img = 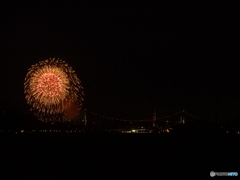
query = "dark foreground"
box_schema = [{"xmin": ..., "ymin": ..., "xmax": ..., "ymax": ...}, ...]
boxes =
[{"xmin": 1, "ymin": 133, "xmax": 240, "ymax": 179}]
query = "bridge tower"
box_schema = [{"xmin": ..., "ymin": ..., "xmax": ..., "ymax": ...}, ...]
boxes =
[
  {"xmin": 153, "ymin": 110, "xmax": 156, "ymax": 127},
  {"xmin": 180, "ymin": 110, "xmax": 185, "ymax": 124}
]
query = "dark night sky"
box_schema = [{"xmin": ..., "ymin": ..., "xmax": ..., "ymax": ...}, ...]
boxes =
[{"xmin": 1, "ymin": 2, "xmax": 240, "ymax": 123}]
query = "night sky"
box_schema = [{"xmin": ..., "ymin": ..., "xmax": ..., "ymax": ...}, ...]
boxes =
[{"xmin": 1, "ymin": 2, "xmax": 240, "ymax": 123}]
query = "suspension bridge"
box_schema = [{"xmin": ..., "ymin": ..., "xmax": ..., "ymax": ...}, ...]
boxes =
[
  {"xmin": 0, "ymin": 109, "xmax": 199, "ymax": 134},
  {"xmin": 80, "ymin": 109, "xmax": 198, "ymax": 127}
]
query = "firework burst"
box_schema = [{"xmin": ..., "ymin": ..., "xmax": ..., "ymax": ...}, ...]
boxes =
[{"xmin": 24, "ymin": 58, "xmax": 84, "ymax": 122}]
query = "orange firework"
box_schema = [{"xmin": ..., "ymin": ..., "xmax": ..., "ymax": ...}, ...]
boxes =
[{"xmin": 24, "ymin": 58, "xmax": 84, "ymax": 122}]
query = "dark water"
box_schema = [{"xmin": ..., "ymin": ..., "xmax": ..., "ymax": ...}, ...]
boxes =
[{"xmin": 1, "ymin": 133, "xmax": 239, "ymax": 179}]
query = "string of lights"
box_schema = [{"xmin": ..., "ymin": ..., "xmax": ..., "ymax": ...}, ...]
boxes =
[
  {"xmin": 87, "ymin": 110, "xmax": 197, "ymax": 122},
  {"xmin": 88, "ymin": 111, "xmax": 151, "ymax": 122},
  {"xmin": 184, "ymin": 111, "xmax": 197, "ymax": 119}
]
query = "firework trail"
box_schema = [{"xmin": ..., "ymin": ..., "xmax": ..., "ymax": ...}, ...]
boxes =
[{"xmin": 24, "ymin": 58, "xmax": 84, "ymax": 122}]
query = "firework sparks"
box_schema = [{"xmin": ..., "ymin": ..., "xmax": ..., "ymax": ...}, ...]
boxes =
[{"xmin": 24, "ymin": 58, "xmax": 84, "ymax": 121}]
